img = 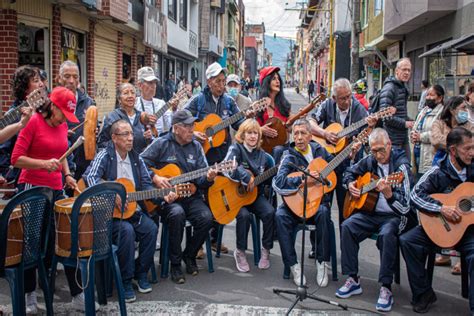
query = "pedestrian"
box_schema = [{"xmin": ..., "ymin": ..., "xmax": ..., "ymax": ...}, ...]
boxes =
[
  {"xmin": 353, "ymin": 78, "xmax": 369, "ymax": 110},
  {"xmin": 226, "ymin": 74, "xmax": 252, "ymax": 111},
  {"xmin": 308, "ymin": 80, "xmax": 315, "ymax": 101},
  {"xmin": 165, "ymin": 73, "xmax": 176, "ymax": 101},
  {"xmin": 192, "ymin": 79, "xmax": 202, "ymax": 95},
  {"xmin": 418, "ymin": 79, "xmax": 430, "ymax": 111}
]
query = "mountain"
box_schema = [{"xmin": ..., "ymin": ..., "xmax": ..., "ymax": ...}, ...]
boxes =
[{"xmin": 265, "ymin": 35, "xmax": 293, "ymax": 73}]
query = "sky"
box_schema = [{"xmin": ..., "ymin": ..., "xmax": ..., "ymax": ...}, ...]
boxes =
[{"xmin": 242, "ymin": 0, "xmax": 303, "ymax": 39}]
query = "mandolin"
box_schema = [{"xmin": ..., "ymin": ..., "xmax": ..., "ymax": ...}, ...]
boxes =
[
  {"xmin": 208, "ymin": 165, "xmax": 279, "ymax": 224},
  {"xmin": 194, "ymin": 98, "xmax": 270, "ymax": 153},
  {"xmin": 418, "ymin": 182, "xmax": 473, "ymax": 248},
  {"xmin": 283, "ymin": 127, "xmax": 372, "ymax": 218},
  {"xmin": 343, "ymin": 171, "xmax": 405, "ymax": 219},
  {"xmin": 261, "ymin": 94, "xmax": 325, "ymax": 153},
  {"xmin": 0, "ymin": 88, "xmax": 48, "ymax": 129},
  {"xmin": 312, "ymin": 106, "xmax": 396, "ymax": 154}
]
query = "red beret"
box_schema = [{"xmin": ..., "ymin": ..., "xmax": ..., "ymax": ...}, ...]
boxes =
[{"xmin": 259, "ymin": 66, "xmax": 280, "ymax": 85}]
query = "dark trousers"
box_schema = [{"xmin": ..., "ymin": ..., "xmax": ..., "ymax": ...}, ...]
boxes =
[
  {"xmin": 275, "ymin": 203, "xmax": 331, "ymax": 267},
  {"xmin": 159, "ymin": 196, "xmax": 213, "ymax": 266},
  {"xmin": 112, "ymin": 211, "xmax": 158, "ymax": 281},
  {"xmin": 236, "ymin": 195, "xmax": 275, "ymax": 251},
  {"xmin": 341, "ymin": 212, "xmax": 400, "ymax": 284},
  {"xmin": 400, "ymin": 225, "xmax": 474, "ymax": 311}
]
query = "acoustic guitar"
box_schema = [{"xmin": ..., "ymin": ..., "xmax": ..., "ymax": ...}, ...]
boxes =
[
  {"xmin": 343, "ymin": 171, "xmax": 405, "ymax": 219},
  {"xmin": 418, "ymin": 182, "xmax": 473, "ymax": 248},
  {"xmin": 312, "ymin": 106, "xmax": 396, "ymax": 154},
  {"xmin": 76, "ymin": 178, "xmax": 194, "ymax": 219},
  {"xmin": 283, "ymin": 127, "xmax": 372, "ymax": 218},
  {"xmin": 0, "ymin": 88, "xmax": 48, "ymax": 129},
  {"xmin": 208, "ymin": 165, "xmax": 279, "ymax": 224},
  {"xmin": 194, "ymin": 98, "xmax": 270, "ymax": 153},
  {"xmin": 261, "ymin": 94, "xmax": 326, "ymax": 153}
]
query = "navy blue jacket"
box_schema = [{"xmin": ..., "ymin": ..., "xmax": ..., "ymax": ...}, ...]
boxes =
[
  {"xmin": 185, "ymin": 86, "xmax": 243, "ymax": 165},
  {"xmin": 272, "ymin": 141, "xmax": 333, "ymax": 208},
  {"xmin": 342, "ymin": 148, "xmax": 414, "ymax": 233},
  {"xmin": 411, "ymin": 155, "xmax": 474, "ymax": 215}
]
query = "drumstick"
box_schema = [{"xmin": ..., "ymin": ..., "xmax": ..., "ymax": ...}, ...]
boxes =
[
  {"xmin": 0, "ymin": 188, "xmax": 17, "ymax": 193},
  {"xmin": 70, "ymin": 121, "xmax": 85, "ymax": 133},
  {"xmin": 59, "ymin": 136, "xmax": 84, "ymax": 162}
]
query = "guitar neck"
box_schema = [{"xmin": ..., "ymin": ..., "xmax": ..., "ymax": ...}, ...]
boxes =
[
  {"xmin": 321, "ymin": 142, "xmax": 354, "ymax": 179},
  {"xmin": 212, "ymin": 111, "xmax": 245, "ymax": 134},
  {"xmin": 361, "ymin": 180, "xmax": 378, "ymax": 195},
  {"xmin": 337, "ymin": 119, "xmax": 367, "ymax": 139},
  {"xmin": 0, "ymin": 104, "xmax": 24, "ymax": 129},
  {"xmin": 254, "ymin": 165, "xmax": 279, "ymax": 186},
  {"xmin": 153, "ymin": 101, "xmax": 172, "ymax": 119},
  {"xmin": 127, "ymin": 187, "xmax": 175, "ymax": 202},
  {"xmin": 170, "ymin": 166, "xmax": 211, "ymax": 185}
]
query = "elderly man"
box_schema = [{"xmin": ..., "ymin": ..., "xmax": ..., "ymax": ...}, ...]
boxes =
[{"xmin": 226, "ymin": 73, "xmax": 252, "ymax": 111}]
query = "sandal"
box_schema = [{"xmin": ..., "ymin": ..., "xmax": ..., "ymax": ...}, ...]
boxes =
[
  {"xmin": 434, "ymin": 255, "xmax": 451, "ymax": 266},
  {"xmin": 451, "ymin": 262, "xmax": 461, "ymax": 275}
]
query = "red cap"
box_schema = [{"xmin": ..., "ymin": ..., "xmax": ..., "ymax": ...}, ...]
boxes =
[
  {"xmin": 259, "ymin": 66, "xmax": 280, "ymax": 85},
  {"xmin": 49, "ymin": 86, "xmax": 79, "ymax": 123}
]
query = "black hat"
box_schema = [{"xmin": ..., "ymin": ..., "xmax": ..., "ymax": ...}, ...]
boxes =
[{"xmin": 172, "ymin": 110, "xmax": 198, "ymax": 125}]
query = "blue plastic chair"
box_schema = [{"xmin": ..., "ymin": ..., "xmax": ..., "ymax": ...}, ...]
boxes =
[
  {"xmin": 50, "ymin": 182, "xmax": 128, "ymax": 316},
  {"xmin": 0, "ymin": 186, "xmax": 54, "ymax": 316}
]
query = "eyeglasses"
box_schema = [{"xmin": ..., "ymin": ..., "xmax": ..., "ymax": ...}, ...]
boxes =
[
  {"xmin": 114, "ymin": 131, "xmax": 133, "ymax": 137},
  {"xmin": 370, "ymin": 147, "xmax": 386, "ymax": 155}
]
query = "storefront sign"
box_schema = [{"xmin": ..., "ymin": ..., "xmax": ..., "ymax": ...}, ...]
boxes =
[
  {"xmin": 387, "ymin": 42, "xmax": 400, "ymax": 63},
  {"xmin": 144, "ymin": 4, "xmax": 167, "ymax": 54},
  {"xmin": 62, "ymin": 28, "xmax": 84, "ymax": 51}
]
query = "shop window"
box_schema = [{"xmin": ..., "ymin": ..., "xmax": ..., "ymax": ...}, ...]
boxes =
[
  {"xmin": 123, "ymin": 53, "xmax": 131, "ymax": 81},
  {"xmin": 169, "ymin": 0, "xmax": 177, "ymax": 22},
  {"xmin": 18, "ymin": 24, "xmax": 47, "ymax": 70},
  {"xmin": 138, "ymin": 55, "xmax": 145, "ymax": 69},
  {"xmin": 61, "ymin": 28, "xmax": 86, "ymax": 87}
]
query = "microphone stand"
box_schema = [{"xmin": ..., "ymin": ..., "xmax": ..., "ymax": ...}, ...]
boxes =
[{"xmin": 273, "ymin": 163, "xmax": 347, "ymax": 315}]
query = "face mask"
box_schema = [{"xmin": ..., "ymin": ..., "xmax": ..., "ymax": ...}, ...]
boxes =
[
  {"xmin": 456, "ymin": 111, "xmax": 469, "ymax": 124},
  {"xmin": 227, "ymin": 87, "xmax": 239, "ymax": 98},
  {"xmin": 425, "ymin": 99, "xmax": 437, "ymax": 108}
]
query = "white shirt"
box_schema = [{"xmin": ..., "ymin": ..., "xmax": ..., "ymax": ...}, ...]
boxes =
[
  {"xmin": 134, "ymin": 97, "xmax": 172, "ymax": 134},
  {"xmin": 212, "ymin": 95, "xmax": 219, "ymax": 105},
  {"xmin": 337, "ymin": 107, "xmax": 349, "ymax": 125},
  {"xmin": 449, "ymin": 157, "xmax": 467, "ymax": 182},
  {"xmin": 116, "ymin": 151, "xmax": 135, "ymax": 187},
  {"xmin": 375, "ymin": 163, "xmax": 393, "ymax": 214}
]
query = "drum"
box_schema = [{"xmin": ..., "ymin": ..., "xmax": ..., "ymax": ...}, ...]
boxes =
[
  {"xmin": 54, "ymin": 197, "xmax": 93, "ymax": 257},
  {"xmin": 0, "ymin": 204, "xmax": 23, "ymax": 267},
  {"xmin": 84, "ymin": 105, "xmax": 98, "ymax": 160}
]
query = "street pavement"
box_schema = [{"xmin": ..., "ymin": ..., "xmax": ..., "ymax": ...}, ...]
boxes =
[{"xmin": 0, "ymin": 88, "xmax": 470, "ymax": 315}]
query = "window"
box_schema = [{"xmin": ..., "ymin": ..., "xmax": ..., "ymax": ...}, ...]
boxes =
[
  {"xmin": 374, "ymin": 0, "xmax": 383, "ymax": 16},
  {"xmin": 168, "ymin": 0, "xmax": 177, "ymax": 22},
  {"xmin": 179, "ymin": 0, "xmax": 187, "ymax": 29},
  {"xmin": 361, "ymin": 0, "xmax": 368, "ymax": 26}
]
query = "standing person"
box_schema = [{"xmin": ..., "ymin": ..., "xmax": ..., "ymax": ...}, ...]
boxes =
[
  {"xmin": 379, "ymin": 58, "xmax": 414, "ymax": 157},
  {"xmin": 223, "ymin": 119, "xmax": 275, "ymax": 272},
  {"xmin": 165, "ymin": 73, "xmax": 176, "ymax": 101},
  {"xmin": 466, "ymin": 82, "xmax": 474, "ymax": 123},
  {"xmin": 226, "ymin": 74, "xmax": 252, "ymax": 111},
  {"xmin": 192, "ymin": 80, "xmax": 202, "ymax": 95},
  {"xmin": 308, "ymin": 80, "xmax": 315, "ymax": 101},
  {"xmin": 353, "ymin": 78, "xmax": 369, "ymax": 110},
  {"xmin": 418, "ymin": 80, "xmax": 430, "ymax": 111},
  {"xmin": 11, "ymin": 87, "xmax": 93, "ymax": 313}
]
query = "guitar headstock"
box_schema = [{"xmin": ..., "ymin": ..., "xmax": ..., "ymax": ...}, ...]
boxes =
[
  {"xmin": 386, "ymin": 171, "xmax": 404, "ymax": 187},
  {"xmin": 310, "ymin": 93, "xmax": 326, "ymax": 106},
  {"xmin": 355, "ymin": 127, "xmax": 372, "ymax": 145},
  {"xmin": 26, "ymin": 88, "xmax": 49, "ymax": 111},
  {"xmin": 375, "ymin": 106, "xmax": 396, "ymax": 120},
  {"xmin": 216, "ymin": 157, "xmax": 238, "ymax": 173},
  {"xmin": 175, "ymin": 183, "xmax": 195, "ymax": 198},
  {"xmin": 252, "ymin": 97, "xmax": 271, "ymax": 112},
  {"xmin": 172, "ymin": 87, "xmax": 190, "ymax": 103}
]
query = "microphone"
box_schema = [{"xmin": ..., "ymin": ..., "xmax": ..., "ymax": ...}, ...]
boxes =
[{"xmin": 287, "ymin": 161, "xmax": 329, "ymax": 186}]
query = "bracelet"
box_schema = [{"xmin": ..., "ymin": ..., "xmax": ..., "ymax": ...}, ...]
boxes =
[{"xmin": 64, "ymin": 173, "xmax": 74, "ymax": 179}]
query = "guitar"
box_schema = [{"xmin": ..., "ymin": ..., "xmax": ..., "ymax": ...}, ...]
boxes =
[
  {"xmin": 261, "ymin": 94, "xmax": 326, "ymax": 153},
  {"xmin": 76, "ymin": 178, "xmax": 194, "ymax": 219},
  {"xmin": 194, "ymin": 98, "xmax": 270, "ymax": 153},
  {"xmin": 208, "ymin": 165, "xmax": 279, "ymax": 224},
  {"xmin": 283, "ymin": 127, "xmax": 372, "ymax": 218},
  {"xmin": 343, "ymin": 171, "xmax": 405, "ymax": 219},
  {"xmin": 418, "ymin": 182, "xmax": 473, "ymax": 248},
  {"xmin": 0, "ymin": 88, "xmax": 48, "ymax": 129},
  {"xmin": 312, "ymin": 106, "xmax": 396, "ymax": 154}
]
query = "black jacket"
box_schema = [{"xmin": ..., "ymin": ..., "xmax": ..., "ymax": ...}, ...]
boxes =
[{"xmin": 379, "ymin": 76, "xmax": 410, "ymax": 146}]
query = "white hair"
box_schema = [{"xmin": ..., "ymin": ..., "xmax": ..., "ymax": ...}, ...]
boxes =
[
  {"xmin": 331, "ymin": 78, "xmax": 352, "ymax": 97},
  {"xmin": 396, "ymin": 57, "xmax": 411, "ymax": 69},
  {"xmin": 368, "ymin": 128, "xmax": 390, "ymax": 146},
  {"xmin": 59, "ymin": 60, "xmax": 79, "ymax": 76}
]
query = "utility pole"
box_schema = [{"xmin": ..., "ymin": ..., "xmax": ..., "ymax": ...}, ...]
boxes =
[{"xmin": 350, "ymin": 0, "xmax": 361, "ymax": 82}]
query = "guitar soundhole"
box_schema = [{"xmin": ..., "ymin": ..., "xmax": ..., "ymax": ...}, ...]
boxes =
[
  {"xmin": 205, "ymin": 127, "xmax": 214, "ymax": 137},
  {"xmin": 458, "ymin": 198, "xmax": 472, "ymax": 212}
]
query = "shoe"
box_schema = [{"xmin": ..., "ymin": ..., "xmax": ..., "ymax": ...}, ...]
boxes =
[
  {"xmin": 308, "ymin": 250, "xmax": 315, "ymax": 259},
  {"xmin": 171, "ymin": 265, "xmax": 185, "ymax": 284},
  {"xmin": 434, "ymin": 254, "xmax": 451, "ymax": 266},
  {"xmin": 316, "ymin": 261, "xmax": 329, "ymax": 287},
  {"xmin": 290, "ymin": 263, "xmax": 306, "ymax": 287},
  {"xmin": 155, "ymin": 240, "xmax": 161, "ymax": 251},
  {"xmin": 376, "ymin": 286, "xmax": 394, "ymax": 312},
  {"xmin": 211, "ymin": 242, "xmax": 229, "ymax": 253},
  {"xmin": 451, "ymin": 262, "xmax": 461, "ymax": 275},
  {"xmin": 234, "ymin": 249, "xmax": 250, "ymax": 272},
  {"xmin": 71, "ymin": 292, "xmax": 100, "ymax": 312},
  {"xmin": 335, "ymin": 277, "xmax": 363, "ymax": 298},
  {"xmin": 196, "ymin": 246, "xmax": 205, "ymax": 259},
  {"xmin": 183, "ymin": 256, "xmax": 199, "ymax": 276},
  {"xmin": 123, "ymin": 280, "xmax": 136, "ymax": 303},
  {"xmin": 412, "ymin": 289, "xmax": 437, "ymax": 313},
  {"xmin": 25, "ymin": 291, "xmax": 38, "ymax": 314},
  {"xmin": 136, "ymin": 277, "xmax": 152, "ymax": 294},
  {"xmin": 258, "ymin": 248, "xmax": 271, "ymax": 270}
]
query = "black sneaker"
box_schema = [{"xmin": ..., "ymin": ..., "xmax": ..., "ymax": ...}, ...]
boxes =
[
  {"xmin": 183, "ymin": 256, "xmax": 199, "ymax": 276},
  {"xmin": 412, "ymin": 288, "xmax": 437, "ymax": 313},
  {"xmin": 171, "ymin": 266, "xmax": 185, "ymax": 284}
]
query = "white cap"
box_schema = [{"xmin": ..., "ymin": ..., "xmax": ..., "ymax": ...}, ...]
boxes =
[
  {"xmin": 138, "ymin": 66, "xmax": 158, "ymax": 82},
  {"xmin": 206, "ymin": 62, "xmax": 227, "ymax": 80},
  {"xmin": 226, "ymin": 74, "xmax": 240, "ymax": 85}
]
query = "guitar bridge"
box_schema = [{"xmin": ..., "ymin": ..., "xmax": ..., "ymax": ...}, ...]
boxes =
[{"xmin": 220, "ymin": 190, "xmax": 230, "ymax": 212}]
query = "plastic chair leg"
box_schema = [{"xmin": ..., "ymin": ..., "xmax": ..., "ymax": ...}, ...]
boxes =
[
  {"xmin": 215, "ymin": 224, "xmax": 224, "ymax": 258},
  {"xmin": 5, "ymin": 268, "xmax": 25, "ymax": 316},
  {"xmin": 329, "ymin": 221, "xmax": 338, "ymax": 281},
  {"xmin": 160, "ymin": 223, "xmax": 169, "ymax": 279},
  {"xmin": 250, "ymin": 215, "xmax": 260, "ymax": 266},
  {"xmin": 461, "ymin": 253, "xmax": 468, "ymax": 298},
  {"xmin": 206, "ymin": 235, "xmax": 214, "ymax": 273},
  {"xmin": 95, "ymin": 260, "xmax": 107, "ymax": 305},
  {"xmin": 80, "ymin": 258, "xmax": 97, "ymax": 316},
  {"xmin": 112, "ymin": 248, "xmax": 128, "ymax": 316},
  {"xmin": 394, "ymin": 246, "xmax": 401, "ymax": 285},
  {"xmin": 38, "ymin": 261, "xmax": 54, "ymax": 316},
  {"xmin": 150, "ymin": 262, "xmax": 158, "ymax": 283},
  {"xmin": 49, "ymin": 255, "xmax": 59, "ymax": 294}
]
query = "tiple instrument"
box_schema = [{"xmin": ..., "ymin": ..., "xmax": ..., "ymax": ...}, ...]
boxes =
[
  {"xmin": 419, "ymin": 182, "xmax": 473, "ymax": 248},
  {"xmin": 0, "ymin": 88, "xmax": 48, "ymax": 129},
  {"xmin": 343, "ymin": 171, "xmax": 405, "ymax": 219}
]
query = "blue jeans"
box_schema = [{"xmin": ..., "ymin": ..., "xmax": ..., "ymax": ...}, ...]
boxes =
[{"xmin": 112, "ymin": 211, "xmax": 158, "ymax": 281}]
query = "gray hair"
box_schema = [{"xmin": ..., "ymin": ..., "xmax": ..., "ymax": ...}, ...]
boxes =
[
  {"xmin": 331, "ymin": 78, "xmax": 352, "ymax": 97},
  {"xmin": 110, "ymin": 119, "xmax": 132, "ymax": 136},
  {"xmin": 395, "ymin": 57, "xmax": 411, "ymax": 69},
  {"xmin": 59, "ymin": 60, "xmax": 79, "ymax": 76},
  {"xmin": 368, "ymin": 128, "xmax": 390, "ymax": 146},
  {"xmin": 292, "ymin": 118, "xmax": 311, "ymax": 132}
]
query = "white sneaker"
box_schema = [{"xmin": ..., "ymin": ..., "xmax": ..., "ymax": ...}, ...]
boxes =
[
  {"xmin": 316, "ymin": 261, "xmax": 329, "ymax": 287},
  {"xmin": 290, "ymin": 263, "xmax": 306, "ymax": 286},
  {"xmin": 71, "ymin": 292, "xmax": 100, "ymax": 312},
  {"xmin": 25, "ymin": 291, "xmax": 38, "ymax": 314}
]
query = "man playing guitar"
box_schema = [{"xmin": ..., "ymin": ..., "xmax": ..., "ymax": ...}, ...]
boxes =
[
  {"xmin": 400, "ymin": 127, "xmax": 474, "ymax": 314},
  {"xmin": 337, "ymin": 128, "xmax": 413, "ymax": 312}
]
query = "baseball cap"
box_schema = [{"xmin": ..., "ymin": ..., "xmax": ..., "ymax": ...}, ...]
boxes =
[
  {"xmin": 259, "ymin": 66, "xmax": 280, "ymax": 85},
  {"xmin": 172, "ymin": 110, "xmax": 198, "ymax": 125},
  {"xmin": 49, "ymin": 86, "xmax": 79, "ymax": 123},
  {"xmin": 226, "ymin": 74, "xmax": 241, "ymax": 85},
  {"xmin": 138, "ymin": 66, "xmax": 158, "ymax": 82},
  {"xmin": 206, "ymin": 62, "xmax": 228, "ymax": 80}
]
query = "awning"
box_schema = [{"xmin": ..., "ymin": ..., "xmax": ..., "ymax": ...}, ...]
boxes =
[{"xmin": 419, "ymin": 33, "xmax": 474, "ymax": 58}]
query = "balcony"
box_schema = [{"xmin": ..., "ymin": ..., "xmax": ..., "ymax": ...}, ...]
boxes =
[
  {"xmin": 384, "ymin": 0, "xmax": 457, "ymax": 36},
  {"xmin": 209, "ymin": 35, "xmax": 224, "ymax": 57},
  {"xmin": 189, "ymin": 31, "xmax": 198, "ymax": 56},
  {"xmin": 227, "ymin": 37, "xmax": 237, "ymax": 50}
]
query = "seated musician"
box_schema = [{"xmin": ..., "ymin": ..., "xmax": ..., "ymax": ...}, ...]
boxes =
[
  {"xmin": 83, "ymin": 119, "xmax": 169, "ymax": 303},
  {"xmin": 400, "ymin": 126, "xmax": 474, "ymax": 314},
  {"xmin": 140, "ymin": 110, "xmax": 217, "ymax": 284},
  {"xmin": 337, "ymin": 128, "xmax": 413, "ymax": 312},
  {"xmin": 223, "ymin": 118, "xmax": 275, "ymax": 272},
  {"xmin": 272, "ymin": 118, "xmax": 359, "ymax": 287}
]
